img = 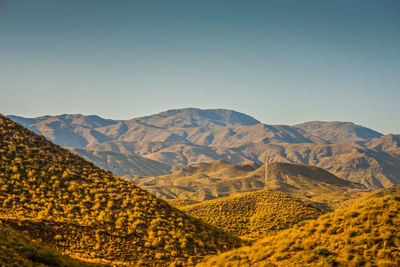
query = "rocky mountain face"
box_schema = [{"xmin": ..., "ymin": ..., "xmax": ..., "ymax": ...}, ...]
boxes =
[{"xmin": 9, "ymin": 108, "xmax": 400, "ymax": 188}]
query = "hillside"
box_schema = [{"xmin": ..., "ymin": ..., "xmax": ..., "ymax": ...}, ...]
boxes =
[
  {"xmin": 133, "ymin": 161, "xmax": 367, "ymax": 204},
  {"xmin": 0, "ymin": 223, "xmax": 88, "ymax": 267},
  {"xmin": 368, "ymin": 134, "xmax": 400, "ymax": 155},
  {"xmin": 68, "ymin": 147, "xmax": 172, "ymax": 178},
  {"xmin": 9, "ymin": 108, "xmax": 400, "ymax": 188},
  {"xmin": 333, "ymin": 185, "xmax": 400, "ymax": 209},
  {"xmin": 90, "ymin": 140, "xmax": 251, "ymax": 166},
  {"xmin": 240, "ymin": 142, "xmax": 400, "ymax": 188},
  {"xmin": 131, "ymin": 160, "xmax": 265, "ymax": 201},
  {"xmin": 294, "ymin": 121, "xmax": 383, "ymax": 144},
  {"xmin": 0, "ymin": 114, "xmax": 242, "ymax": 266},
  {"xmin": 265, "ymin": 162, "xmax": 366, "ymax": 202},
  {"xmin": 199, "ymin": 195, "xmax": 400, "ymax": 266},
  {"xmin": 182, "ymin": 190, "xmax": 322, "ymax": 240}
]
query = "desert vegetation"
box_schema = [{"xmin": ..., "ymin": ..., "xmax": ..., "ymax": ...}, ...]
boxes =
[
  {"xmin": 199, "ymin": 195, "xmax": 400, "ymax": 266},
  {"xmin": 183, "ymin": 189, "xmax": 322, "ymax": 240},
  {"xmin": 0, "ymin": 222, "xmax": 89, "ymax": 267},
  {"xmin": 167, "ymin": 199, "xmax": 200, "ymax": 207},
  {"xmin": 0, "ymin": 114, "xmax": 241, "ymax": 265}
]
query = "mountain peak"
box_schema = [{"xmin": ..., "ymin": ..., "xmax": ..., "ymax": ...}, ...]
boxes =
[{"xmin": 138, "ymin": 108, "xmax": 260, "ymax": 127}]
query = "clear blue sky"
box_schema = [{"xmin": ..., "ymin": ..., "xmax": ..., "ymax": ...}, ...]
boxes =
[{"xmin": 0, "ymin": 0, "xmax": 399, "ymax": 133}]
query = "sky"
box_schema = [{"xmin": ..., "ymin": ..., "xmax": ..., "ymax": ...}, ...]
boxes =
[{"xmin": 0, "ymin": 0, "xmax": 399, "ymax": 134}]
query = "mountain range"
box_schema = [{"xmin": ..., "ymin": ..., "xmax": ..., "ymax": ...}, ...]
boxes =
[
  {"xmin": 2, "ymin": 112, "xmax": 400, "ymax": 266},
  {"xmin": 9, "ymin": 108, "xmax": 400, "ymax": 188}
]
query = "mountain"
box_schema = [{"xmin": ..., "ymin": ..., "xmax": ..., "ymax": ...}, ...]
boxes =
[
  {"xmin": 181, "ymin": 189, "xmax": 321, "ymax": 240},
  {"xmin": 68, "ymin": 147, "xmax": 172, "ymax": 178},
  {"xmin": 294, "ymin": 121, "xmax": 383, "ymax": 144},
  {"xmin": 199, "ymin": 194, "xmax": 400, "ymax": 266},
  {"xmin": 133, "ymin": 161, "xmax": 366, "ymax": 205},
  {"xmin": 0, "ymin": 223, "xmax": 89, "ymax": 267},
  {"xmin": 238, "ymin": 142, "xmax": 400, "ymax": 188},
  {"xmin": 8, "ymin": 114, "xmax": 118, "ymax": 147},
  {"xmin": 368, "ymin": 134, "xmax": 400, "ymax": 155},
  {"xmin": 90, "ymin": 140, "xmax": 251, "ymax": 166},
  {"xmin": 0, "ymin": 114, "xmax": 242, "ymax": 265},
  {"xmin": 265, "ymin": 162, "xmax": 366, "ymax": 202},
  {"xmin": 10, "ymin": 108, "xmax": 400, "ymax": 188}
]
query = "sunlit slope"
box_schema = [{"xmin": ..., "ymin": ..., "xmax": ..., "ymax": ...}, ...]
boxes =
[
  {"xmin": 183, "ymin": 189, "xmax": 322, "ymax": 240},
  {"xmin": 199, "ymin": 195, "xmax": 400, "ymax": 266},
  {"xmin": 0, "ymin": 114, "xmax": 241, "ymax": 266},
  {"xmin": 0, "ymin": 223, "xmax": 88, "ymax": 267},
  {"xmin": 167, "ymin": 199, "xmax": 200, "ymax": 207},
  {"xmin": 333, "ymin": 185, "xmax": 400, "ymax": 209},
  {"xmin": 132, "ymin": 160, "xmax": 264, "ymax": 201},
  {"xmin": 135, "ymin": 161, "xmax": 365, "ymax": 205},
  {"xmin": 265, "ymin": 162, "xmax": 366, "ymax": 202}
]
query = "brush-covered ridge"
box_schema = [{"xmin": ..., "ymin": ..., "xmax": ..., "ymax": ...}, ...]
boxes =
[
  {"xmin": 0, "ymin": 114, "xmax": 241, "ymax": 266},
  {"xmin": 0, "ymin": 222, "xmax": 89, "ymax": 267},
  {"xmin": 198, "ymin": 195, "xmax": 400, "ymax": 266},
  {"xmin": 183, "ymin": 189, "xmax": 322, "ymax": 240}
]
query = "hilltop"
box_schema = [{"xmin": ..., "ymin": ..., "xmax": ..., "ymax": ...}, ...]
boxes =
[
  {"xmin": 0, "ymin": 114, "xmax": 241, "ymax": 265},
  {"xmin": 199, "ymin": 195, "xmax": 400, "ymax": 266},
  {"xmin": 181, "ymin": 189, "xmax": 322, "ymax": 240},
  {"xmin": 9, "ymin": 108, "xmax": 400, "ymax": 188},
  {"xmin": 265, "ymin": 162, "xmax": 365, "ymax": 202}
]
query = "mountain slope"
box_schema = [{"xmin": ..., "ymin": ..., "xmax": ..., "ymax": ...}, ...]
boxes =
[
  {"xmin": 182, "ymin": 189, "xmax": 322, "ymax": 240},
  {"xmin": 0, "ymin": 223, "xmax": 88, "ymax": 267},
  {"xmin": 131, "ymin": 160, "xmax": 265, "ymax": 201},
  {"xmin": 68, "ymin": 147, "xmax": 172, "ymax": 178},
  {"xmin": 294, "ymin": 121, "xmax": 383, "ymax": 144},
  {"xmin": 265, "ymin": 162, "xmax": 366, "ymax": 202},
  {"xmin": 237, "ymin": 142, "xmax": 400, "ymax": 188},
  {"xmin": 368, "ymin": 134, "xmax": 400, "ymax": 155},
  {"xmin": 89, "ymin": 140, "xmax": 252, "ymax": 166},
  {"xmin": 134, "ymin": 161, "xmax": 368, "ymax": 204},
  {"xmin": 199, "ymin": 195, "xmax": 400, "ymax": 266},
  {"xmin": 0, "ymin": 114, "xmax": 241, "ymax": 265}
]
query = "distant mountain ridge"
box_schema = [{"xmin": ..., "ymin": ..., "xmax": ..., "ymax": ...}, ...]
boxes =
[
  {"xmin": 9, "ymin": 108, "xmax": 400, "ymax": 188},
  {"xmin": 11, "ymin": 109, "xmax": 381, "ymax": 148}
]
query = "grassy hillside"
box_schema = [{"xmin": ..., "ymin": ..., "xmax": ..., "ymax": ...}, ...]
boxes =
[
  {"xmin": 0, "ymin": 222, "xmax": 89, "ymax": 267},
  {"xmin": 167, "ymin": 199, "xmax": 200, "ymax": 207},
  {"xmin": 182, "ymin": 189, "xmax": 322, "ymax": 240},
  {"xmin": 0, "ymin": 114, "xmax": 241, "ymax": 266},
  {"xmin": 333, "ymin": 185, "xmax": 400, "ymax": 209},
  {"xmin": 199, "ymin": 195, "xmax": 400, "ymax": 266}
]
